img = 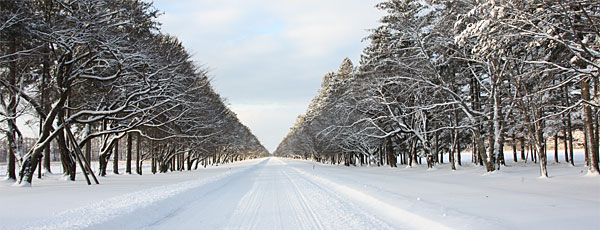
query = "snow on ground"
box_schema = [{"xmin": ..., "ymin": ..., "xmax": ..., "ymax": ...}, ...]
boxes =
[{"xmin": 0, "ymin": 152, "xmax": 599, "ymax": 230}]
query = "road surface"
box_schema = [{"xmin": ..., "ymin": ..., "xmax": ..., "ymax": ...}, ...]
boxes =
[
  {"xmin": 14, "ymin": 157, "xmax": 596, "ymax": 230},
  {"xmin": 58, "ymin": 157, "xmax": 448, "ymax": 230},
  {"xmin": 94, "ymin": 157, "xmax": 432, "ymax": 230}
]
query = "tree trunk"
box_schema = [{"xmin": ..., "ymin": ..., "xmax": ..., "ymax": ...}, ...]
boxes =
[
  {"xmin": 533, "ymin": 143, "xmax": 538, "ymax": 164},
  {"xmin": 535, "ymin": 127, "xmax": 548, "ymax": 177},
  {"xmin": 594, "ymin": 76, "xmax": 599, "ymax": 169},
  {"xmin": 595, "ymin": 93, "xmax": 600, "ymax": 168},
  {"xmin": 60, "ymin": 97, "xmax": 76, "ymax": 180},
  {"xmin": 98, "ymin": 120, "xmax": 110, "ymax": 176},
  {"xmin": 6, "ymin": 140, "xmax": 17, "ymax": 181},
  {"xmin": 360, "ymin": 154, "xmax": 365, "ymax": 166},
  {"xmin": 472, "ymin": 139, "xmax": 478, "ymax": 165},
  {"xmin": 113, "ymin": 139, "xmax": 119, "ymax": 174},
  {"xmin": 512, "ymin": 133, "xmax": 518, "ymax": 162},
  {"xmin": 38, "ymin": 160, "xmax": 42, "ymax": 179},
  {"xmin": 454, "ymin": 110, "xmax": 462, "ymax": 166},
  {"xmin": 489, "ymin": 117, "xmax": 496, "ymax": 169},
  {"xmin": 2, "ymin": 85, "xmax": 21, "ymax": 181},
  {"xmin": 56, "ymin": 127, "xmax": 75, "ymax": 181},
  {"xmin": 408, "ymin": 139, "xmax": 415, "ymax": 167},
  {"xmin": 498, "ymin": 133, "xmax": 505, "ymax": 166},
  {"xmin": 450, "ymin": 129, "xmax": 457, "ymax": 170},
  {"xmin": 85, "ymin": 124, "xmax": 92, "ymax": 164},
  {"xmin": 42, "ymin": 138, "xmax": 52, "ymax": 175},
  {"xmin": 554, "ymin": 133, "xmax": 559, "ymax": 163},
  {"xmin": 563, "ymin": 126, "xmax": 569, "ymax": 163},
  {"xmin": 521, "ymin": 101, "xmax": 547, "ymax": 177},
  {"xmin": 584, "ymin": 125, "xmax": 589, "ymax": 166},
  {"xmin": 16, "ymin": 55, "xmax": 69, "ymax": 184},
  {"xmin": 40, "ymin": 24, "xmax": 52, "ymax": 176},
  {"xmin": 582, "ymin": 78, "xmax": 600, "ymax": 174},
  {"xmin": 151, "ymin": 157, "xmax": 156, "ymax": 174},
  {"xmin": 386, "ymin": 136, "xmax": 397, "ymax": 168},
  {"xmin": 126, "ymin": 132, "xmax": 132, "ymax": 174},
  {"xmin": 435, "ymin": 131, "xmax": 442, "ymax": 164},
  {"xmin": 136, "ymin": 133, "xmax": 142, "ymax": 175},
  {"xmin": 187, "ymin": 153, "xmax": 192, "ymax": 170},
  {"xmin": 98, "ymin": 153, "xmax": 109, "ymax": 176},
  {"xmin": 474, "ymin": 130, "xmax": 495, "ymax": 172},
  {"xmin": 520, "ymin": 135, "xmax": 526, "ymax": 161},
  {"xmin": 457, "ymin": 136, "xmax": 462, "ymax": 166},
  {"xmin": 3, "ymin": 38, "xmax": 20, "ymax": 181},
  {"xmin": 564, "ymin": 84, "xmax": 575, "ymax": 166},
  {"xmin": 525, "ymin": 143, "xmax": 533, "ymax": 163}
]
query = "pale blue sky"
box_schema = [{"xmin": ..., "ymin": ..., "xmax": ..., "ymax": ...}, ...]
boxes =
[{"xmin": 152, "ymin": 0, "xmax": 383, "ymax": 152}]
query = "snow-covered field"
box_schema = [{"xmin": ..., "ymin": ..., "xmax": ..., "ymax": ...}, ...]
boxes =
[{"xmin": 1, "ymin": 153, "xmax": 599, "ymax": 230}]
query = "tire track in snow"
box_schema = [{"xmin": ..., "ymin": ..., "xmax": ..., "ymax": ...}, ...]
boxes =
[
  {"xmin": 225, "ymin": 158, "xmax": 392, "ymax": 230},
  {"xmin": 141, "ymin": 160, "xmax": 267, "ymax": 230},
  {"xmin": 223, "ymin": 176, "xmax": 261, "ymax": 230},
  {"xmin": 275, "ymin": 158, "xmax": 394, "ymax": 230},
  {"xmin": 224, "ymin": 158, "xmax": 324, "ymax": 230},
  {"xmin": 299, "ymin": 164, "xmax": 506, "ymax": 229},
  {"xmin": 286, "ymin": 160, "xmax": 454, "ymax": 230},
  {"xmin": 285, "ymin": 159, "xmax": 508, "ymax": 230},
  {"xmin": 281, "ymin": 169, "xmax": 325, "ymax": 230},
  {"xmin": 9, "ymin": 159, "xmax": 268, "ymax": 230}
]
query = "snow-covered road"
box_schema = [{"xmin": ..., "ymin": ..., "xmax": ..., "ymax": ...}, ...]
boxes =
[
  {"xmin": 140, "ymin": 157, "xmax": 397, "ymax": 230},
  {"xmin": 94, "ymin": 157, "xmax": 421, "ymax": 230},
  {"xmin": 7, "ymin": 158, "xmax": 448, "ymax": 230},
  {"xmin": 2, "ymin": 156, "xmax": 599, "ymax": 230}
]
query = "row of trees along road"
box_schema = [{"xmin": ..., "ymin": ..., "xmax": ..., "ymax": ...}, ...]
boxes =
[
  {"xmin": 274, "ymin": 0, "xmax": 599, "ymax": 177},
  {"xmin": 1, "ymin": 0, "xmax": 268, "ymax": 186}
]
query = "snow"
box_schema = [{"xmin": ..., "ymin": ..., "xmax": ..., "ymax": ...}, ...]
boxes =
[
  {"xmin": 415, "ymin": 0, "xmax": 445, "ymax": 18},
  {"xmin": 1, "ymin": 152, "xmax": 599, "ymax": 229}
]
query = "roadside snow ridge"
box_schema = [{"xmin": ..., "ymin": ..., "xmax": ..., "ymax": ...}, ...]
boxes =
[{"xmin": 10, "ymin": 165, "xmax": 254, "ymax": 230}]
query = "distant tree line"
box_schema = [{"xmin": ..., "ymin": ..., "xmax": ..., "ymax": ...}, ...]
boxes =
[
  {"xmin": 1, "ymin": 0, "xmax": 268, "ymax": 186},
  {"xmin": 274, "ymin": 0, "xmax": 599, "ymax": 177}
]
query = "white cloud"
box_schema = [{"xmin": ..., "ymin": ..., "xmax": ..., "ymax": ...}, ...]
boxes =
[
  {"xmin": 152, "ymin": 0, "xmax": 384, "ymax": 152},
  {"xmin": 194, "ymin": 8, "xmax": 241, "ymax": 32},
  {"xmin": 230, "ymin": 102, "xmax": 308, "ymax": 152},
  {"xmin": 222, "ymin": 34, "xmax": 283, "ymax": 59}
]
